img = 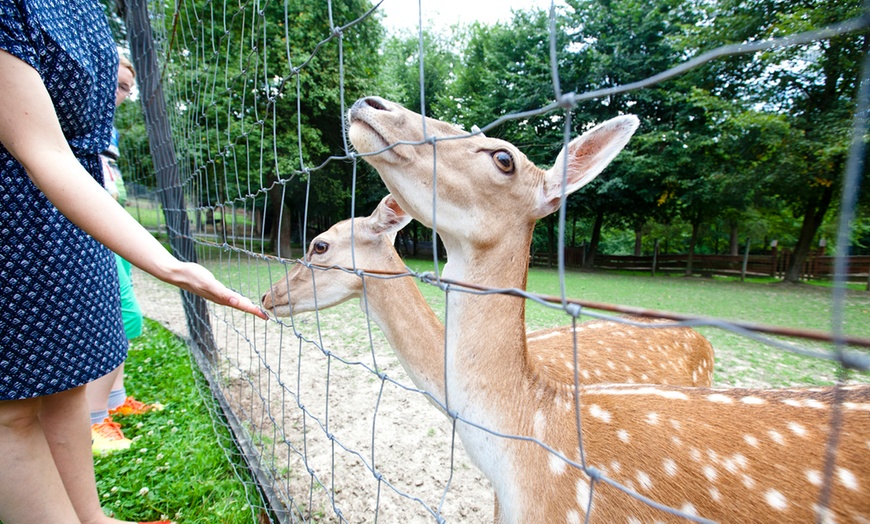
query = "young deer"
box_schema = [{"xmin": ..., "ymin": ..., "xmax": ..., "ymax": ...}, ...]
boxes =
[
  {"xmin": 261, "ymin": 194, "xmax": 714, "ymax": 403},
  {"xmin": 347, "ymin": 96, "xmax": 870, "ymax": 523}
]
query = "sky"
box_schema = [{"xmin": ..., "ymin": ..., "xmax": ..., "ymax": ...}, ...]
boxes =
[{"xmin": 377, "ymin": 0, "xmax": 565, "ymax": 32}]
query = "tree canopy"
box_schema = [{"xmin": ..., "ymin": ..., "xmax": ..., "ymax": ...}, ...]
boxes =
[{"xmin": 113, "ymin": 0, "xmax": 869, "ymax": 271}]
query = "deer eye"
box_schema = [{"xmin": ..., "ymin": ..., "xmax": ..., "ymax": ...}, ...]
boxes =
[
  {"xmin": 492, "ymin": 150, "xmax": 515, "ymax": 174},
  {"xmin": 312, "ymin": 240, "xmax": 329, "ymax": 255}
]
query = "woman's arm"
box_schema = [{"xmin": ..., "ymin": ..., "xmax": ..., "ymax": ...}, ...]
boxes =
[{"xmin": 0, "ymin": 48, "xmax": 267, "ymax": 319}]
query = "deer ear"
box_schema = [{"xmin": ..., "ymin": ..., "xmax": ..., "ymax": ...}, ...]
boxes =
[
  {"xmin": 366, "ymin": 194, "xmax": 413, "ymax": 236},
  {"xmin": 534, "ymin": 115, "xmax": 639, "ymax": 219}
]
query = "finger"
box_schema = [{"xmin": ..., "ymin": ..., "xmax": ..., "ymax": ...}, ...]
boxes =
[{"xmin": 226, "ymin": 292, "xmax": 269, "ymax": 319}]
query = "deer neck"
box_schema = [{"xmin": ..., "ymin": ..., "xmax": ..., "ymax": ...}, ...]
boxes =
[
  {"xmin": 359, "ymin": 266, "xmax": 446, "ymax": 406},
  {"xmin": 440, "ymin": 226, "xmax": 533, "ymax": 397}
]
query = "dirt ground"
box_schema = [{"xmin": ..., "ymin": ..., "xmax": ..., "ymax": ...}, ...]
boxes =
[{"xmin": 133, "ymin": 268, "xmax": 494, "ymax": 523}]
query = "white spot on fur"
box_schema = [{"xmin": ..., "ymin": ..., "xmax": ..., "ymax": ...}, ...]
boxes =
[
  {"xmin": 783, "ymin": 398, "xmax": 801, "ymax": 408},
  {"xmin": 663, "ymin": 458, "xmax": 677, "ymax": 476},
  {"xmin": 765, "ymin": 489, "xmax": 788, "ymax": 510},
  {"xmin": 576, "ymin": 477, "xmax": 592, "ymax": 513},
  {"xmin": 670, "ymin": 419, "xmax": 681, "ymax": 430},
  {"xmin": 787, "ymin": 421, "xmax": 808, "ymax": 437},
  {"xmin": 589, "ymin": 404, "xmax": 611, "ymax": 423},
  {"xmin": 804, "ymin": 399, "xmax": 826, "ymax": 409},
  {"xmin": 646, "ymin": 412, "xmax": 659, "ymax": 425},
  {"xmin": 680, "ymin": 503, "xmax": 698, "ymax": 517},
  {"xmin": 549, "ymin": 452, "xmax": 567, "ymax": 475},
  {"xmin": 813, "ymin": 505, "xmax": 838, "ymax": 524},
  {"xmin": 636, "ymin": 470, "xmax": 653, "ymax": 491},
  {"xmin": 768, "ymin": 430, "xmax": 785, "ymax": 445},
  {"xmin": 534, "ymin": 411, "xmax": 546, "ymax": 440},
  {"xmin": 590, "ymin": 386, "xmax": 689, "ymax": 400},
  {"xmin": 610, "ymin": 461, "xmax": 622, "ymax": 474},
  {"xmin": 806, "ymin": 469, "xmax": 822, "ymax": 486},
  {"xmin": 567, "ymin": 509, "xmax": 582, "ymax": 524},
  {"xmin": 744, "ymin": 434, "xmax": 759, "ymax": 447},
  {"xmin": 844, "ymin": 402, "xmax": 870, "ymax": 411},
  {"xmin": 618, "ymin": 429, "xmax": 630, "ymax": 443},
  {"xmin": 690, "ymin": 448, "xmax": 702, "ymax": 462},
  {"xmin": 742, "ymin": 474, "xmax": 756, "ymax": 488},
  {"xmin": 707, "ymin": 394, "xmax": 733, "ymax": 404},
  {"xmin": 581, "ymin": 369, "xmax": 590, "ymax": 380},
  {"xmin": 709, "ymin": 486, "xmax": 721, "ymax": 502},
  {"xmin": 838, "ymin": 467, "xmax": 858, "ymax": 491},
  {"xmin": 741, "ymin": 396, "xmax": 766, "ymax": 405},
  {"xmin": 703, "ymin": 465, "xmax": 718, "ymax": 482}
]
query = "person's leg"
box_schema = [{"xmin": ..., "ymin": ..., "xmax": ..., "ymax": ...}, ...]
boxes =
[
  {"xmin": 38, "ymin": 385, "xmax": 136, "ymax": 524},
  {"xmin": 0, "ymin": 396, "xmax": 80, "ymax": 523},
  {"xmin": 109, "ymin": 362, "xmax": 127, "ymax": 410},
  {"xmin": 87, "ymin": 364, "xmax": 124, "ymax": 423}
]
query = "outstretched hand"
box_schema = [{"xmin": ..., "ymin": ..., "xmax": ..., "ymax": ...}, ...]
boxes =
[{"xmin": 171, "ymin": 262, "xmax": 269, "ymax": 320}]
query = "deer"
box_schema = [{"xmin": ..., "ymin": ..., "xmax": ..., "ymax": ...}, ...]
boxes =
[
  {"xmin": 260, "ymin": 193, "xmax": 714, "ymax": 405},
  {"xmin": 346, "ymin": 95, "xmax": 870, "ymax": 523}
]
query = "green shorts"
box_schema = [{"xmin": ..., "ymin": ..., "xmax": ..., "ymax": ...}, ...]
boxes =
[{"xmin": 116, "ymin": 254, "xmax": 143, "ymax": 339}]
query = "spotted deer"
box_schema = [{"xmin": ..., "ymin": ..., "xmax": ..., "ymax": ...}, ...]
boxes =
[{"xmin": 347, "ymin": 96, "xmax": 870, "ymax": 523}]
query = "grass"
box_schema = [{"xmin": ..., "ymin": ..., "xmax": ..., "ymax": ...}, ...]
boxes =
[{"xmin": 94, "ymin": 319, "xmax": 262, "ymax": 524}]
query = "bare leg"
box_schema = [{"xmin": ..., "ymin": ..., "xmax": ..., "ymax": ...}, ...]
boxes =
[
  {"xmin": 38, "ymin": 386, "xmax": 134, "ymax": 524},
  {"xmin": 110, "ymin": 362, "xmax": 125, "ymax": 392},
  {"xmin": 0, "ymin": 396, "xmax": 80, "ymax": 523},
  {"xmin": 86, "ymin": 364, "xmax": 123, "ymax": 418}
]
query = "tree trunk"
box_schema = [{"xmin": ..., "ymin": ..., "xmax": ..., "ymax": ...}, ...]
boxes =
[
  {"xmin": 784, "ymin": 185, "xmax": 834, "ymax": 282},
  {"xmin": 547, "ymin": 215, "xmax": 556, "ymax": 267},
  {"xmin": 685, "ymin": 221, "xmax": 699, "ymax": 276},
  {"xmin": 267, "ymin": 182, "xmax": 292, "ymax": 258},
  {"xmin": 633, "ymin": 227, "xmax": 642, "ymax": 256},
  {"xmin": 729, "ymin": 221, "xmax": 739, "ymax": 256},
  {"xmin": 583, "ymin": 209, "xmax": 605, "ymax": 269}
]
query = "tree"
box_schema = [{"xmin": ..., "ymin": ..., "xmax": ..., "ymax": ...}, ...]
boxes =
[{"xmin": 697, "ymin": 0, "xmax": 867, "ymax": 282}]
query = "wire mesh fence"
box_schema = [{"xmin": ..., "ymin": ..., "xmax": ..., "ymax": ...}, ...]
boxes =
[{"xmin": 116, "ymin": 0, "xmax": 870, "ymax": 522}]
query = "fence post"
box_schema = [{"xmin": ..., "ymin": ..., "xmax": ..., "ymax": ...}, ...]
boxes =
[
  {"xmin": 741, "ymin": 238, "xmax": 751, "ymax": 282},
  {"xmin": 770, "ymin": 241, "xmax": 778, "ymax": 278},
  {"xmin": 124, "ymin": 0, "xmax": 218, "ymax": 360},
  {"xmin": 652, "ymin": 238, "xmax": 659, "ymax": 277}
]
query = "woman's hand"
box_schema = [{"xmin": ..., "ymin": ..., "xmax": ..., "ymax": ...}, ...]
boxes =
[{"xmin": 168, "ymin": 262, "xmax": 268, "ymax": 319}]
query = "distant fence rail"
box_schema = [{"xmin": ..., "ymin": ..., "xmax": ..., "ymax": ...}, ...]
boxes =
[{"xmin": 533, "ymin": 248, "xmax": 870, "ymax": 284}]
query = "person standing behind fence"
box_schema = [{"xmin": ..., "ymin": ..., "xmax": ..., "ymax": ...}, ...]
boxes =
[
  {"xmin": 0, "ymin": 1, "xmax": 267, "ymax": 523},
  {"xmin": 88, "ymin": 56, "xmax": 165, "ymax": 455}
]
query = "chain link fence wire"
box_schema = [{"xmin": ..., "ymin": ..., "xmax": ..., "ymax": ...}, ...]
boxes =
[{"xmin": 116, "ymin": 0, "xmax": 870, "ymax": 521}]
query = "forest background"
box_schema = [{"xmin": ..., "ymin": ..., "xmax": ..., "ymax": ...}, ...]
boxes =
[{"xmin": 109, "ymin": 0, "xmax": 870, "ymax": 283}]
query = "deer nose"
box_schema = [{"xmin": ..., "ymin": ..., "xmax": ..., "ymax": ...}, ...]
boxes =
[{"xmin": 349, "ymin": 96, "xmax": 390, "ymax": 121}]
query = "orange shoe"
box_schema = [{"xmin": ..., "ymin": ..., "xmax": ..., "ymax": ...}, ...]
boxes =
[
  {"xmin": 109, "ymin": 396, "xmax": 165, "ymax": 416},
  {"xmin": 92, "ymin": 418, "xmax": 131, "ymax": 455}
]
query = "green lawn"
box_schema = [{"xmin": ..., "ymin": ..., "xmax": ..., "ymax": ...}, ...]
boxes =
[{"xmin": 94, "ymin": 320, "xmax": 264, "ymax": 523}]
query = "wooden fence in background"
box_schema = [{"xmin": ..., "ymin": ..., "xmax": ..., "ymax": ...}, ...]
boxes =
[{"xmin": 532, "ymin": 246, "xmax": 870, "ymax": 288}]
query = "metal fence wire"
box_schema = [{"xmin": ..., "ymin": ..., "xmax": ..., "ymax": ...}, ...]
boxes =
[{"xmin": 118, "ymin": 0, "xmax": 870, "ymax": 522}]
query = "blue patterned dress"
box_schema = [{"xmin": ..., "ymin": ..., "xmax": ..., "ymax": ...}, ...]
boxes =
[{"xmin": 0, "ymin": 0, "xmax": 127, "ymax": 399}]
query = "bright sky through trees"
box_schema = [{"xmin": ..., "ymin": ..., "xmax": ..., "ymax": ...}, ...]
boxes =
[{"xmin": 378, "ymin": 0, "xmax": 565, "ymax": 31}]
